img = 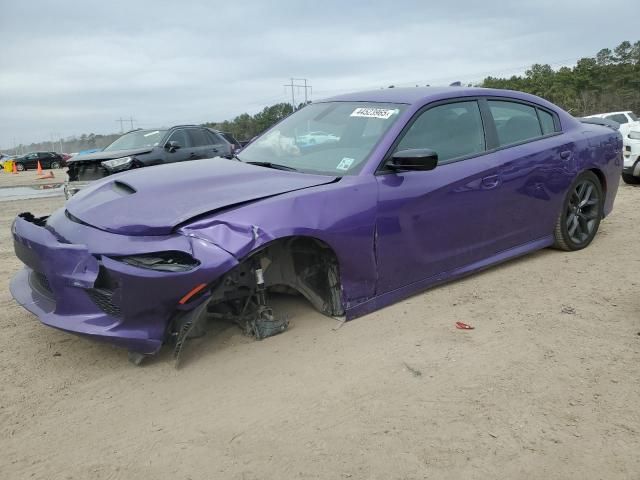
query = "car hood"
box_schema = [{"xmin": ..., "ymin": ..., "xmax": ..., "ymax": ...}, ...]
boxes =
[
  {"xmin": 67, "ymin": 147, "xmax": 154, "ymax": 163},
  {"xmin": 65, "ymin": 158, "xmax": 336, "ymax": 236}
]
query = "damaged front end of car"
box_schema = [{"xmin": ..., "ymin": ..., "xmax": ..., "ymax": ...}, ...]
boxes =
[
  {"xmin": 11, "ymin": 209, "xmax": 344, "ymax": 367},
  {"xmin": 170, "ymin": 223, "xmax": 344, "ymax": 367}
]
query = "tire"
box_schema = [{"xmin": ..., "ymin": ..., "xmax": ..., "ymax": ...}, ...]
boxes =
[
  {"xmin": 50, "ymin": 161, "xmax": 61, "ymax": 169},
  {"xmin": 553, "ymin": 171, "xmax": 603, "ymax": 251},
  {"xmin": 621, "ymin": 172, "xmax": 640, "ymax": 185},
  {"xmin": 15, "ymin": 163, "xmax": 25, "ymax": 172}
]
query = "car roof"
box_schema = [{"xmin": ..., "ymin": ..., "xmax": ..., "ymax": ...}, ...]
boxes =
[
  {"xmin": 586, "ymin": 111, "xmax": 632, "ymax": 118},
  {"xmin": 319, "ymin": 86, "xmax": 552, "ymax": 107}
]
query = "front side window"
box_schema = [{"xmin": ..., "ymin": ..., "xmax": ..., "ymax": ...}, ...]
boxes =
[
  {"xmin": 238, "ymin": 101, "xmax": 407, "ymax": 175},
  {"xmin": 628, "ymin": 112, "xmax": 638, "ymax": 122},
  {"xmin": 103, "ymin": 130, "xmax": 167, "ymax": 152},
  {"xmin": 489, "ymin": 101, "xmax": 542, "ymax": 146},
  {"xmin": 395, "ymin": 101, "xmax": 485, "ymax": 163},
  {"xmin": 167, "ymin": 129, "xmax": 192, "ymax": 148}
]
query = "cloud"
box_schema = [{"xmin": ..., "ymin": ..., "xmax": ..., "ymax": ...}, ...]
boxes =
[{"xmin": 0, "ymin": 0, "xmax": 634, "ymax": 147}]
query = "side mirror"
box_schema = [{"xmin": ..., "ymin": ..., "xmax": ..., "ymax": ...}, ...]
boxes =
[
  {"xmin": 165, "ymin": 140, "xmax": 181, "ymax": 152},
  {"xmin": 388, "ymin": 149, "xmax": 438, "ymax": 171}
]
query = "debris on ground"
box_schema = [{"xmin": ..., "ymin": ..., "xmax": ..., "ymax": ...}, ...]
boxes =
[
  {"xmin": 455, "ymin": 321, "xmax": 474, "ymax": 330},
  {"xmin": 403, "ymin": 362, "xmax": 422, "ymax": 377}
]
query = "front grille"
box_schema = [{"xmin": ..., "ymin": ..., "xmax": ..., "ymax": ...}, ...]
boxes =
[
  {"xmin": 69, "ymin": 162, "xmax": 107, "ymax": 182},
  {"xmin": 86, "ymin": 288, "xmax": 122, "ymax": 317}
]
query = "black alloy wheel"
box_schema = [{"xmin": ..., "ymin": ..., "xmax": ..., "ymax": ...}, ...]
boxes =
[{"xmin": 553, "ymin": 171, "xmax": 603, "ymax": 251}]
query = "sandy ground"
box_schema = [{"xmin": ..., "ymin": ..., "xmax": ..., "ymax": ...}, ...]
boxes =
[
  {"xmin": 0, "ymin": 169, "xmax": 65, "ymax": 188},
  {"xmin": 0, "ymin": 181, "xmax": 638, "ymax": 480}
]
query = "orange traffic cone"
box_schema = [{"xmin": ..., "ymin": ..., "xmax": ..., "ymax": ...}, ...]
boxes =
[
  {"xmin": 37, "ymin": 161, "xmax": 43, "ymax": 176},
  {"xmin": 12, "ymin": 163, "xmax": 18, "ymax": 174},
  {"xmin": 38, "ymin": 170, "xmax": 55, "ymax": 180}
]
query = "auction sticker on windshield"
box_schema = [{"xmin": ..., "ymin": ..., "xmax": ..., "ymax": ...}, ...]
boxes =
[{"xmin": 350, "ymin": 107, "xmax": 398, "ymax": 119}]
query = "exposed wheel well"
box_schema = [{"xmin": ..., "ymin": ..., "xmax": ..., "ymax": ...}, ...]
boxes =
[
  {"xmin": 588, "ymin": 168, "xmax": 606, "ymax": 195},
  {"xmin": 208, "ymin": 236, "xmax": 344, "ymax": 317}
]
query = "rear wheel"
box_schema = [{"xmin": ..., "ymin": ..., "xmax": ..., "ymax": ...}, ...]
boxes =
[
  {"xmin": 621, "ymin": 172, "xmax": 640, "ymax": 185},
  {"xmin": 15, "ymin": 163, "xmax": 25, "ymax": 171},
  {"xmin": 50, "ymin": 161, "xmax": 61, "ymax": 169},
  {"xmin": 553, "ymin": 171, "xmax": 603, "ymax": 251}
]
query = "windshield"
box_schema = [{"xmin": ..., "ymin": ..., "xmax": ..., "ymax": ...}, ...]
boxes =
[
  {"xmin": 103, "ymin": 130, "xmax": 167, "ymax": 152},
  {"xmin": 238, "ymin": 102, "xmax": 407, "ymax": 175},
  {"xmin": 629, "ymin": 112, "xmax": 638, "ymax": 122}
]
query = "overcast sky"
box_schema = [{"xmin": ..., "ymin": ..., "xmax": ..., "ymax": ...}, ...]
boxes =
[{"xmin": 0, "ymin": 0, "xmax": 634, "ymax": 149}]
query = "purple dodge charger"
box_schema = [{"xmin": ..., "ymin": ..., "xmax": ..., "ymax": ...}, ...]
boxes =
[{"xmin": 11, "ymin": 87, "xmax": 622, "ymax": 364}]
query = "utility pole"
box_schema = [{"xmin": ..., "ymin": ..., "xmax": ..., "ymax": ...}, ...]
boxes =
[
  {"xmin": 116, "ymin": 117, "xmax": 125, "ymax": 133},
  {"xmin": 283, "ymin": 78, "xmax": 312, "ymax": 110},
  {"xmin": 129, "ymin": 116, "xmax": 136, "ymax": 130}
]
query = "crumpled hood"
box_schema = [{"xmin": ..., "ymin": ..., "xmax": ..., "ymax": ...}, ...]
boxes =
[
  {"xmin": 65, "ymin": 158, "xmax": 336, "ymax": 236},
  {"xmin": 68, "ymin": 147, "xmax": 154, "ymax": 163}
]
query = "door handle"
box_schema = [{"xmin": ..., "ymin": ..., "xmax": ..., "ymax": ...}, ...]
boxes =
[
  {"xmin": 560, "ymin": 150, "xmax": 572, "ymax": 159},
  {"xmin": 481, "ymin": 174, "xmax": 501, "ymax": 189}
]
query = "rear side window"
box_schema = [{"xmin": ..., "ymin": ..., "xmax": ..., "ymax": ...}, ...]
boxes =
[
  {"xmin": 395, "ymin": 101, "xmax": 485, "ymax": 163},
  {"xmin": 188, "ymin": 128, "xmax": 212, "ymax": 147},
  {"xmin": 605, "ymin": 113, "xmax": 628, "ymax": 124},
  {"xmin": 488, "ymin": 101, "xmax": 542, "ymax": 146},
  {"xmin": 218, "ymin": 132, "xmax": 238, "ymax": 146},
  {"xmin": 538, "ymin": 109, "xmax": 556, "ymax": 135},
  {"xmin": 207, "ymin": 131, "xmax": 225, "ymax": 145}
]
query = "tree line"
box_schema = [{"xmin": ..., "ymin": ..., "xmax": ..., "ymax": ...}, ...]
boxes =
[
  {"xmin": 481, "ymin": 40, "xmax": 640, "ymax": 116},
  {"xmin": 6, "ymin": 40, "xmax": 639, "ymax": 155},
  {"xmin": 6, "ymin": 103, "xmax": 300, "ymax": 155}
]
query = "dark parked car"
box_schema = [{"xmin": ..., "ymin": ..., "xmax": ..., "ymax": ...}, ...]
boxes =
[
  {"xmin": 13, "ymin": 152, "xmax": 65, "ymax": 171},
  {"xmin": 11, "ymin": 87, "xmax": 622, "ymax": 365},
  {"xmin": 65, "ymin": 125, "xmax": 239, "ymax": 197}
]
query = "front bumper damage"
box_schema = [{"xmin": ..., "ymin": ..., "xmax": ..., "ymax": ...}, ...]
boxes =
[{"xmin": 10, "ymin": 211, "xmax": 238, "ymax": 357}]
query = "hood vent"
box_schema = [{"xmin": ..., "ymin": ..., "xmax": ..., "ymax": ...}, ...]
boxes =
[{"xmin": 112, "ymin": 181, "xmax": 136, "ymax": 195}]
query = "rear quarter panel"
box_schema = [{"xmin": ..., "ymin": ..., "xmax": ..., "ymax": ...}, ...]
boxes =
[{"xmin": 571, "ymin": 123, "xmax": 623, "ymax": 216}]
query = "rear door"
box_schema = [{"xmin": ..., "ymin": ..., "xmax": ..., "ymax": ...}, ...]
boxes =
[
  {"xmin": 481, "ymin": 99, "xmax": 572, "ymax": 251},
  {"xmin": 38, "ymin": 152, "xmax": 55, "ymax": 168},
  {"xmin": 187, "ymin": 128, "xmax": 222, "ymax": 159},
  {"xmin": 206, "ymin": 130, "xmax": 231, "ymax": 157}
]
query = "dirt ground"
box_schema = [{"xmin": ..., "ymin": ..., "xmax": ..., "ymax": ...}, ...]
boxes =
[
  {"xmin": 0, "ymin": 182, "xmax": 638, "ymax": 480},
  {"xmin": 0, "ymin": 169, "xmax": 64, "ymax": 188}
]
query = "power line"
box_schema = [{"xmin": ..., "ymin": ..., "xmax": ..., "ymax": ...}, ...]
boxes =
[
  {"xmin": 283, "ymin": 78, "xmax": 313, "ymax": 110},
  {"xmin": 116, "ymin": 116, "xmax": 136, "ymax": 133}
]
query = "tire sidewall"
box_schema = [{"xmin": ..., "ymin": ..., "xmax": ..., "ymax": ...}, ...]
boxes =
[
  {"xmin": 51, "ymin": 161, "xmax": 60, "ymax": 169},
  {"xmin": 16, "ymin": 163, "xmax": 25, "ymax": 171},
  {"xmin": 559, "ymin": 171, "xmax": 603, "ymax": 251}
]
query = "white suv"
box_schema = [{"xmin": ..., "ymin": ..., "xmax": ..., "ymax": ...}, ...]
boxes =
[{"xmin": 585, "ymin": 111, "xmax": 640, "ymax": 184}]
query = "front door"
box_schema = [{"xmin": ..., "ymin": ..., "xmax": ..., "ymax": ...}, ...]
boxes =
[
  {"xmin": 375, "ymin": 99, "xmax": 497, "ymax": 294},
  {"xmin": 164, "ymin": 129, "xmax": 198, "ymax": 163}
]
